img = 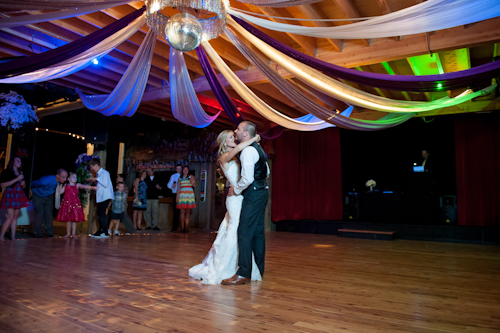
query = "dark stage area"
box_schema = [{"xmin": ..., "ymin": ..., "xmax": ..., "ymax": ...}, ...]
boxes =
[{"xmin": 274, "ymin": 220, "xmax": 500, "ymax": 244}]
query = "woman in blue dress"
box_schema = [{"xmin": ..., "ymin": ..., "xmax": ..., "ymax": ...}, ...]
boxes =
[{"xmin": 132, "ymin": 170, "xmax": 148, "ymax": 230}]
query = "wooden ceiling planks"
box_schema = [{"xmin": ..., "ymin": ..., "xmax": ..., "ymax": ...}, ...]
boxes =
[{"xmin": 0, "ymin": 0, "xmax": 498, "ymax": 128}]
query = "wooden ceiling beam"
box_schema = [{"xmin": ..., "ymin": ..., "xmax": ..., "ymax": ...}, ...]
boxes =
[
  {"xmin": 243, "ymin": 5, "xmax": 317, "ymax": 56},
  {"xmin": 297, "ymin": 4, "xmax": 342, "ymax": 52},
  {"xmin": 319, "ymin": 18, "xmax": 500, "ymax": 67},
  {"xmin": 331, "ymin": 0, "xmax": 370, "ymax": 46},
  {"xmin": 0, "ymin": 25, "xmax": 165, "ymax": 87}
]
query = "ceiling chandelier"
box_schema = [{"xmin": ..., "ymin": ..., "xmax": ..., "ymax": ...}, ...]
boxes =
[{"xmin": 146, "ymin": 0, "xmax": 227, "ymax": 52}]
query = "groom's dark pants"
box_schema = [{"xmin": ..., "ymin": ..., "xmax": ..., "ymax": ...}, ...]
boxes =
[{"xmin": 236, "ymin": 185, "xmax": 269, "ymax": 279}]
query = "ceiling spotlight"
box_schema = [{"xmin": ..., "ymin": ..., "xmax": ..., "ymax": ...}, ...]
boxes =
[{"xmin": 92, "ymin": 58, "xmax": 99, "ymax": 65}]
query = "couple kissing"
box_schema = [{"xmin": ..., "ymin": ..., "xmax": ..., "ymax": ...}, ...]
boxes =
[{"xmin": 189, "ymin": 121, "xmax": 270, "ymax": 285}]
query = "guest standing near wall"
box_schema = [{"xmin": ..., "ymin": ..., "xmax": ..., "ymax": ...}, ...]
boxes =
[
  {"xmin": 132, "ymin": 170, "xmax": 147, "ymax": 230},
  {"xmin": 0, "ymin": 157, "xmax": 30, "ymax": 241},
  {"xmin": 31, "ymin": 168, "xmax": 68, "ymax": 238},
  {"xmin": 167, "ymin": 164, "xmax": 182, "ymax": 232},
  {"xmin": 144, "ymin": 168, "xmax": 163, "ymax": 231},
  {"xmin": 176, "ymin": 166, "xmax": 196, "ymax": 233}
]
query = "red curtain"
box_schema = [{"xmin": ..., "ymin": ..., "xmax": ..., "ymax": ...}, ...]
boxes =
[
  {"xmin": 272, "ymin": 128, "xmax": 343, "ymax": 221},
  {"xmin": 455, "ymin": 112, "xmax": 500, "ymax": 226}
]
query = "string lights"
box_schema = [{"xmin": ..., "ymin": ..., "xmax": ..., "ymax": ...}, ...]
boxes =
[{"xmin": 35, "ymin": 127, "xmax": 85, "ymax": 140}]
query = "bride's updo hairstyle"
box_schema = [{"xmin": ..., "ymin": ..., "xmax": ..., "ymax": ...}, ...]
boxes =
[{"xmin": 216, "ymin": 130, "xmax": 232, "ymax": 158}]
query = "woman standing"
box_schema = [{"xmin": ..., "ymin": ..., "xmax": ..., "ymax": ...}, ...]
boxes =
[
  {"xmin": 132, "ymin": 170, "xmax": 147, "ymax": 230},
  {"xmin": 0, "ymin": 157, "xmax": 29, "ymax": 241},
  {"xmin": 176, "ymin": 166, "xmax": 196, "ymax": 233}
]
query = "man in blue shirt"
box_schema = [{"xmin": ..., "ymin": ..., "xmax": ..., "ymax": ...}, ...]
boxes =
[
  {"xmin": 31, "ymin": 168, "xmax": 68, "ymax": 238},
  {"xmin": 167, "ymin": 164, "xmax": 182, "ymax": 232},
  {"xmin": 87, "ymin": 158, "xmax": 114, "ymax": 238}
]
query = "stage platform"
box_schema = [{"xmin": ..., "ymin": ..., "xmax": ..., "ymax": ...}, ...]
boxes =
[
  {"xmin": 275, "ymin": 220, "xmax": 500, "ymax": 245},
  {"xmin": 1, "ymin": 232, "xmax": 500, "ymax": 332}
]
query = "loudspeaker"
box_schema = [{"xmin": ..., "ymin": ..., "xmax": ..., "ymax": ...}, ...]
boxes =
[
  {"xmin": 84, "ymin": 110, "xmax": 108, "ymax": 144},
  {"xmin": 440, "ymin": 195, "xmax": 457, "ymax": 225},
  {"xmin": 344, "ymin": 192, "xmax": 359, "ymax": 220}
]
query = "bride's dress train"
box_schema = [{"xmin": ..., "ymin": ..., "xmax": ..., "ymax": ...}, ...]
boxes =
[{"xmin": 188, "ymin": 160, "xmax": 262, "ymax": 285}]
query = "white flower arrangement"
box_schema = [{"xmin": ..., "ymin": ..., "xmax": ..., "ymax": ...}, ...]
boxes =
[
  {"xmin": 365, "ymin": 179, "xmax": 376, "ymax": 187},
  {"xmin": 0, "ymin": 91, "xmax": 38, "ymax": 129}
]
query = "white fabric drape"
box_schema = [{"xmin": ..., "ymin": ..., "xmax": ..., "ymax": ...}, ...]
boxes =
[
  {"xmin": 234, "ymin": 0, "xmax": 322, "ymax": 8},
  {"xmin": 0, "ymin": 1, "xmax": 128, "ymax": 12},
  {"xmin": 169, "ymin": 47, "xmax": 221, "ymax": 128},
  {"xmin": 228, "ymin": 0, "xmax": 500, "ymax": 39},
  {"xmin": 202, "ymin": 41, "xmax": 336, "ymax": 131},
  {"xmin": 77, "ymin": 30, "xmax": 156, "ymax": 117},
  {"xmin": 227, "ymin": 16, "xmax": 496, "ymax": 113},
  {"xmin": 0, "ymin": 13, "xmax": 145, "ymax": 83},
  {"xmin": 225, "ymin": 26, "xmax": 414, "ymax": 130},
  {"xmin": 0, "ymin": 2, "xmax": 130, "ymax": 28}
]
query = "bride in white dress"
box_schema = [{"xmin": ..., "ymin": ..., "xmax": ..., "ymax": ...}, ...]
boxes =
[{"xmin": 189, "ymin": 130, "xmax": 262, "ymax": 285}]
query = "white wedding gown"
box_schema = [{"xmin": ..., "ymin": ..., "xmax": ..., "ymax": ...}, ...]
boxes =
[{"xmin": 188, "ymin": 160, "xmax": 262, "ymax": 285}]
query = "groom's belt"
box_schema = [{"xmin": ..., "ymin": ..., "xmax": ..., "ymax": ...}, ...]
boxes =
[{"xmin": 249, "ymin": 179, "xmax": 268, "ymax": 191}]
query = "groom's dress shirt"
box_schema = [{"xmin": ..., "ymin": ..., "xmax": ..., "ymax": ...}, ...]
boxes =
[{"xmin": 234, "ymin": 146, "xmax": 270, "ymax": 195}]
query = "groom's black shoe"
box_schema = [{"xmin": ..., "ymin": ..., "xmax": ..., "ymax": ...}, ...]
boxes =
[{"xmin": 221, "ymin": 274, "xmax": 250, "ymax": 285}]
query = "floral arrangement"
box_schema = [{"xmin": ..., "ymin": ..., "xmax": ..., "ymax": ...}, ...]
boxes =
[
  {"xmin": 75, "ymin": 153, "xmax": 99, "ymax": 208},
  {"xmin": 365, "ymin": 179, "xmax": 376, "ymax": 187},
  {"xmin": 0, "ymin": 91, "xmax": 38, "ymax": 129},
  {"xmin": 365, "ymin": 179, "xmax": 376, "ymax": 192}
]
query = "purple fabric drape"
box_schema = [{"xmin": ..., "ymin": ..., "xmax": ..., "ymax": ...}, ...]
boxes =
[
  {"xmin": 197, "ymin": 45, "xmax": 288, "ymax": 139},
  {"xmin": 232, "ymin": 16, "xmax": 500, "ymax": 92},
  {"xmin": 259, "ymin": 126, "xmax": 286, "ymax": 139},
  {"xmin": 196, "ymin": 46, "xmax": 245, "ymax": 125},
  {"xmin": 0, "ymin": 7, "xmax": 145, "ymax": 79}
]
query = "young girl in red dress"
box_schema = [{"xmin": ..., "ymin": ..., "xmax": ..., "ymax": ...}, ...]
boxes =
[
  {"xmin": 0, "ymin": 157, "xmax": 29, "ymax": 241},
  {"xmin": 57, "ymin": 172, "xmax": 96, "ymax": 238}
]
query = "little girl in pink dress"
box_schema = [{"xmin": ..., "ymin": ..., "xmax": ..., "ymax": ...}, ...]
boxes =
[{"xmin": 57, "ymin": 172, "xmax": 96, "ymax": 238}]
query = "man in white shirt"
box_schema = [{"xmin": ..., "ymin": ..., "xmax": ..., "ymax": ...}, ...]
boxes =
[
  {"xmin": 167, "ymin": 164, "xmax": 182, "ymax": 232},
  {"xmin": 222, "ymin": 121, "xmax": 270, "ymax": 285},
  {"xmin": 88, "ymin": 158, "xmax": 114, "ymax": 238}
]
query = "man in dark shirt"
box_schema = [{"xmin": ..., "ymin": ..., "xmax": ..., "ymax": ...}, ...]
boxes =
[{"xmin": 144, "ymin": 168, "xmax": 163, "ymax": 230}]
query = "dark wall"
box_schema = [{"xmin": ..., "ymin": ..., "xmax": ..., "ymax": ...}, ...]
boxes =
[{"xmin": 340, "ymin": 116, "xmax": 456, "ymax": 196}]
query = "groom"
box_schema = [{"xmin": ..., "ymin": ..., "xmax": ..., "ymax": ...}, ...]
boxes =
[{"xmin": 222, "ymin": 121, "xmax": 270, "ymax": 285}]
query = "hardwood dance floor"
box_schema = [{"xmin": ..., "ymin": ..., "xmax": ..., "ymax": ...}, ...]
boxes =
[{"xmin": 1, "ymin": 231, "xmax": 500, "ymax": 332}]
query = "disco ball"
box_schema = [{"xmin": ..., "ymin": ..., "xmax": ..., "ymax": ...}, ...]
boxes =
[{"xmin": 165, "ymin": 13, "xmax": 203, "ymax": 52}]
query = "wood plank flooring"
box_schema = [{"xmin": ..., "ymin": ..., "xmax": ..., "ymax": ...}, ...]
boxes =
[{"xmin": 1, "ymin": 231, "xmax": 500, "ymax": 332}]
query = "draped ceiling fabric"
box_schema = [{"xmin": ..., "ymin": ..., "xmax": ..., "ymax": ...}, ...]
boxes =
[
  {"xmin": 0, "ymin": 13, "xmax": 146, "ymax": 83},
  {"xmin": 0, "ymin": 0, "xmax": 128, "ymax": 11},
  {"xmin": 234, "ymin": 0, "xmax": 322, "ymax": 8},
  {"xmin": 225, "ymin": 27, "xmax": 415, "ymax": 130},
  {"xmin": 0, "ymin": 7, "xmax": 146, "ymax": 79},
  {"xmin": 202, "ymin": 41, "xmax": 336, "ymax": 131},
  {"xmin": 227, "ymin": 16, "xmax": 496, "ymax": 113},
  {"xmin": 196, "ymin": 46, "xmax": 245, "ymax": 125},
  {"xmin": 0, "ymin": 2, "xmax": 131, "ymax": 28},
  {"xmin": 169, "ymin": 47, "xmax": 221, "ymax": 128},
  {"xmin": 76, "ymin": 30, "xmax": 156, "ymax": 117},
  {"xmin": 233, "ymin": 17, "xmax": 500, "ymax": 92},
  {"xmin": 228, "ymin": 0, "xmax": 500, "ymax": 39}
]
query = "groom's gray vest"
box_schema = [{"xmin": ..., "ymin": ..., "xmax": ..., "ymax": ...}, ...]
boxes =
[{"xmin": 242, "ymin": 142, "xmax": 268, "ymax": 195}]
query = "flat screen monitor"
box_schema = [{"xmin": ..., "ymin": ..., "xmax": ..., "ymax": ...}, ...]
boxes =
[{"xmin": 413, "ymin": 165, "xmax": 424, "ymax": 172}]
